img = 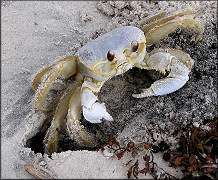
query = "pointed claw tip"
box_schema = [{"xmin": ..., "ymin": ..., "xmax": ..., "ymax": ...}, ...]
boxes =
[
  {"xmin": 132, "ymin": 94, "xmax": 139, "ymax": 98},
  {"xmin": 106, "ymin": 116, "xmax": 113, "ymax": 121}
]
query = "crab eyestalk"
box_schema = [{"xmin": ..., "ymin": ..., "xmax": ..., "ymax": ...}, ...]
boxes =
[{"xmin": 125, "ymin": 41, "xmax": 139, "ymax": 57}]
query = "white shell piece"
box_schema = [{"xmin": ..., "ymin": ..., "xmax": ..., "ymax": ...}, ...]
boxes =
[
  {"xmin": 83, "ymin": 103, "xmax": 113, "ymax": 123},
  {"xmin": 81, "ymin": 88, "xmax": 98, "ymax": 109},
  {"xmin": 193, "ymin": 122, "xmax": 200, "ymax": 127},
  {"xmin": 102, "ymin": 147, "xmax": 114, "ymax": 158}
]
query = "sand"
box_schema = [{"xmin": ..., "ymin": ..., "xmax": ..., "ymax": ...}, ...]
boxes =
[{"xmin": 1, "ymin": 1, "xmax": 217, "ymax": 179}]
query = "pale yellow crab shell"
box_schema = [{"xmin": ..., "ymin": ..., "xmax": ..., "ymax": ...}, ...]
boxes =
[{"xmin": 77, "ymin": 26, "xmax": 146, "ymax": 81}]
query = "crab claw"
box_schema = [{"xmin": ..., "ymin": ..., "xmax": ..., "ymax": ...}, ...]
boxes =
[
  {"xmin": 133, "ymin": 50, "xmax": 191, "ymax": 98},
  {"xmin": 81, "ymin": 88, "xmax": 113, "ymax": 123},
  {"xmin": 83, "ymin": 103, "xmax": 113, "ymax": 123}
]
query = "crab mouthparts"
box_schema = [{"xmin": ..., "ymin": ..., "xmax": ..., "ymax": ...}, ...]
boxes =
[{"xmin": 116, "ymin": 62, "xmax": 133, "ymax": 76}]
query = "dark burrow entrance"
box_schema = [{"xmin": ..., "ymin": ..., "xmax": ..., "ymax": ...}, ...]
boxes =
[
  {"xmin": 24, "ymin": 76, "xmax": 112, "ymax": 156},
  {"xmin": 25, "ymin": 117, "xmax": 109, "ymax": 155}
]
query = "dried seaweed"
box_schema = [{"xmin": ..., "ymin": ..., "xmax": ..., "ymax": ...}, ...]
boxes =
[{"xmin": 101, "ymin": 116, "xmax": 218, "ymax": 179}]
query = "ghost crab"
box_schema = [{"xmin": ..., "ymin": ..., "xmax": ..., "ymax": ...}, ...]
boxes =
[{"xmin": 32, "ymin": 8, "xmax": 204, "ymax": 154}]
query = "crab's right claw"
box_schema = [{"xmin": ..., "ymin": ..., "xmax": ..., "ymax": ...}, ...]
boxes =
[
  {"xmin": 33, "ymin": 56, "xmax": 77, "ymax": 112},
  {"xmin": 82, "ymin": 88, "xmax": 113, "ymax": 123},
  {"xmin": 81, "ymin": 81, "xmax": 113, "ymax": 123}
]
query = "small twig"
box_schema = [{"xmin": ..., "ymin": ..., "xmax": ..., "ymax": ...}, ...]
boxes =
[
  {"xmin": 132, "ymin": 160, "xmax": 139, "ymax": 179},
  {"xmin": 106, "ymin": 145, "xmax": 126, "ymax": 153},
  {"xmin": 152, "ymin": 162, "xmax": 177, "ymax": 179},
  {"xmin": 150, "ymin": 150, "xmax": 154, "ymax": 163},
  {"xmin": 24, "ymin": 163, "xmax": 59, "ymax": 179},
  {"xmin": 150, "ymin": 150, "xmax": 177, "ymax": 179}
]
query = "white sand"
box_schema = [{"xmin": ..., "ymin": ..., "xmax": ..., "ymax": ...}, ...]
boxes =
[{"xmin": 2, "ymin": 1, "xmax": 217, "ymax": 179}]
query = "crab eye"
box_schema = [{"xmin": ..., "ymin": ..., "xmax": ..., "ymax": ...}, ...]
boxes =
[
  {"xmin": 107, "ymin": 50, "xmax": 115, "ymax": 61},
  {"xmin": 131, "ymin": 41, "xmax": 138, "ymax": 52}
]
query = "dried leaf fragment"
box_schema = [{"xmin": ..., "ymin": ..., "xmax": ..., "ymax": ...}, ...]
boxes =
[
  {"xmin": 116, "ymin": 150, "xmax": 126, "ymax": 160},
  {"xmin": 139, "ymin": 167, "xmax": 150, "ymax": 174},
  {"xmin": 175, "ymin": 157, "xmax": 184, "ymax": 166},
  {"xmin": 127, "ymin": 166, "xmax": 133, "ymax": 179},
  {"xmin": 189, "ymin": 154, "xmax": 197, "ymax": 165}
]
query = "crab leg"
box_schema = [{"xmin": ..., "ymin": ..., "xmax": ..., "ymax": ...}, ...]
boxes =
[
  {"xmin": 141, "ymin": 8, "xmax": 199, "ymax": 33},
  {"xmin": 44, "ymin": 77, "xmax": 82, "ymax": 154},
  {"xmin": 33, "ymin": 56, "xmax": 77, "ymax": 112},
  {"xmin": 66, "ymin": 85, "xmax": 98, "ymax": 147},
  {"xmin": 80, "ymin": 78, "xmax": 113, "ymax": 123},
  {"xmin": 132, "ymin": 50, "xmax": 192, "ymax": 98},
  {"xmin": 139, "ymin": 11, "xmax": 167, "ymax": 26},
  {"xmin": 140, "ymin": 8, "xmax": 204, "ymax": 45},
  {"xmin": 32, "ymin": 56, "xmax": 75, "ymax": 91}
]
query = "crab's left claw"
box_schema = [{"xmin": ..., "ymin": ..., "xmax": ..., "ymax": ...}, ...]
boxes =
[
  {"xmin": 81, "ymin": 80, "xmax": 113, "ymax": 123},
  {"xmin": 82, "ymin": 88, "xmax": 113, "ymax": 123},
  {"xmin": 133, "ymin": 49, "xmax": 192, "ymax": 98}
]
